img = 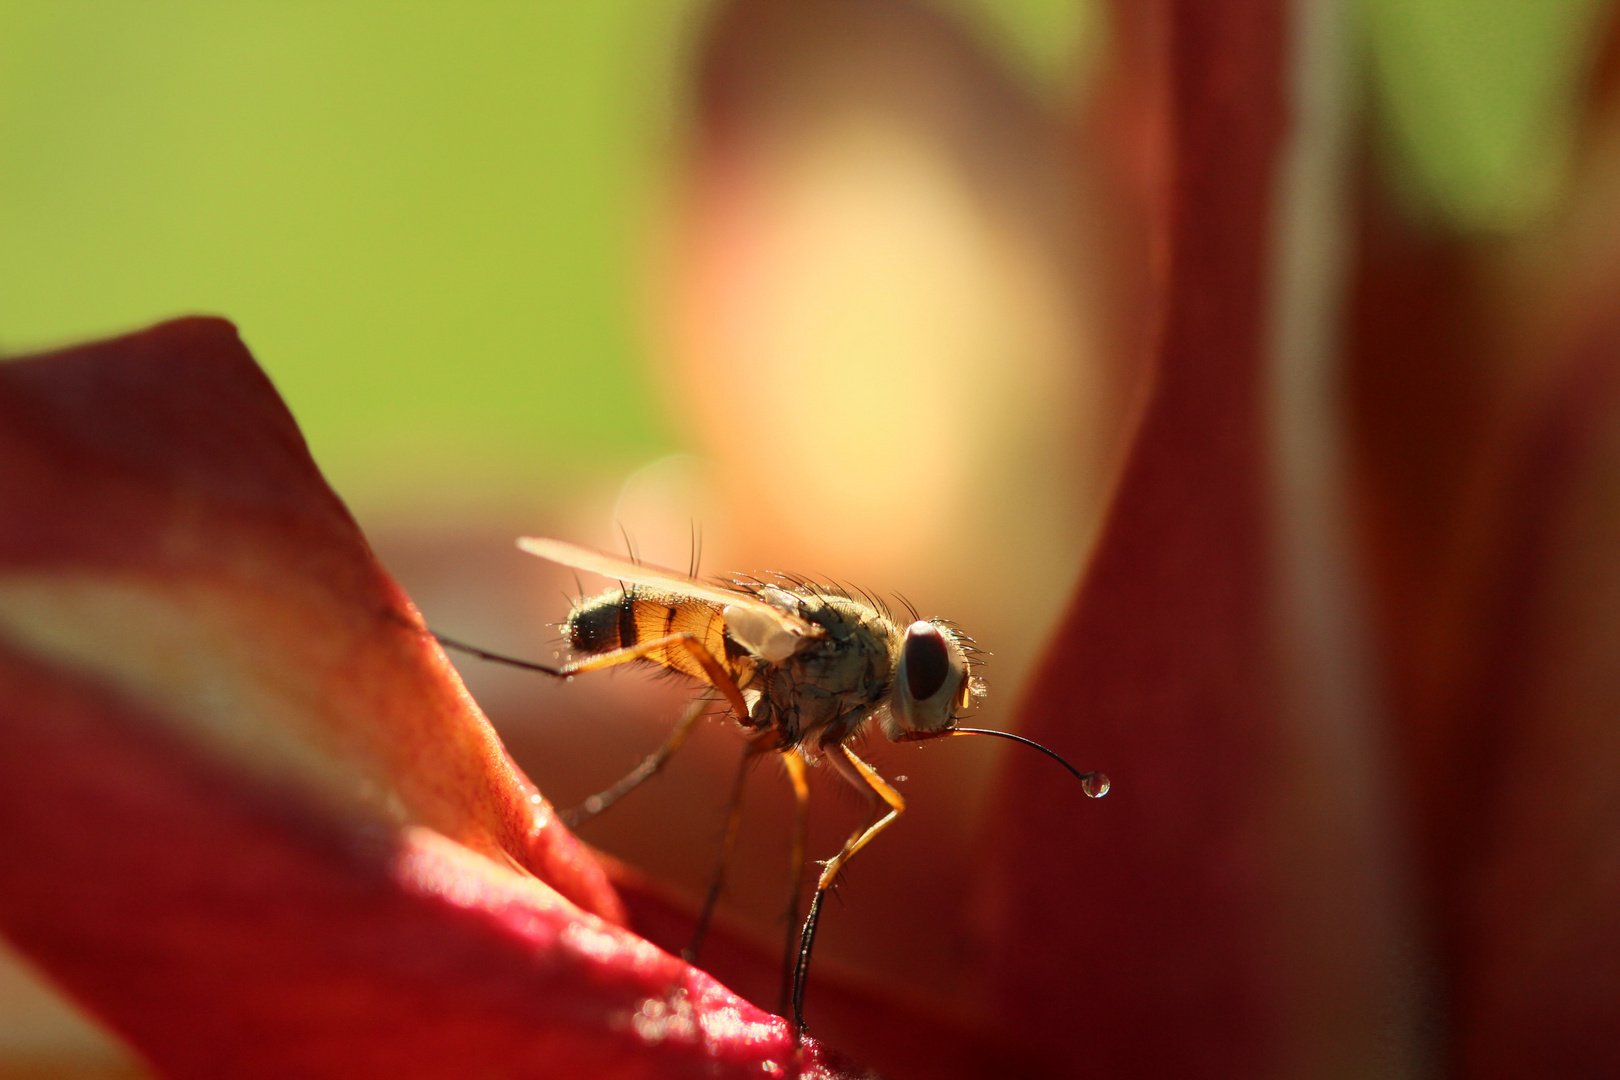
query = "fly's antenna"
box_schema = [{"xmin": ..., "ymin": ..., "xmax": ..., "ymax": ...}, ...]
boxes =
[
  {"xmin": 947, "ymin": 727, "xmax": 1110, "ymax": 798},
  {"xmin": 433, "ymin": 633, "xmax": 566, "ymax": 678}
]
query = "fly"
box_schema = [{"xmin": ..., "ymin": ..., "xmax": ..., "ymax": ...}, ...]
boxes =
[{"xmin": 433, "ymin": 536, "xmax": 1108, "ymax": 1034}]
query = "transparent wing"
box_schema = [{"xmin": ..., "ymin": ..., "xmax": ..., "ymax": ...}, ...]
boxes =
[{"xmin": 517, "ymin": 536, "xmax": 819, "ymax": 647}]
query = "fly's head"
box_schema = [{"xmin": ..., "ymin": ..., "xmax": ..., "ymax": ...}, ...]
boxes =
[{"xmin": 883, "ymin": 620, "xmax": 985, "ymax": 739}]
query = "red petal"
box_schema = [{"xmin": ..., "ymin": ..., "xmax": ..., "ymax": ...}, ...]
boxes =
[
  {"xmin": 0, "ymin": 319, "xmax": 868, "ymax": 1078},
  {"xmin": 0, "ymin": 317, "xmax": 617, "ymax": 921},
  {"xmin": 1446, "ymin": 313, "xmax": 1620, "ymax": 1079},
  {"xmin": 614, "ymin": 863, "xmax": 1024, "ymax": 1080}
]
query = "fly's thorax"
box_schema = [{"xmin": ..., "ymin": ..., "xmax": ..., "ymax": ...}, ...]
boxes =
[
  {"xmin": 752, "ymin": 591, "xmax": 897, "ymax": 745},
  {"xmin": 881, "ymin": 619, "xmax": 983, "ymax": 738},
  {"xmin": 788, "ymin": 593, "xmax": 898, "ymax": 693}
]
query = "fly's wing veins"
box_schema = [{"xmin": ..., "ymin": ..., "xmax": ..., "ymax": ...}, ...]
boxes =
[{"xmin": 517, "ymin": 536, "xmax": 821, "ymax": 661}]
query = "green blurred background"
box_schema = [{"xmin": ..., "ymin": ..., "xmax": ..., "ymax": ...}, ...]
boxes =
[
  {"xmin": 0, "ymin": 0, "xmax": 1104, "ymax": 522},
  {"xmin": 1, "ymin": 1, "xmax": 693, "ymax": 519},
  {"xmin": 5, "ymin": 0, "xmax": 1593, "ymax": 520}
]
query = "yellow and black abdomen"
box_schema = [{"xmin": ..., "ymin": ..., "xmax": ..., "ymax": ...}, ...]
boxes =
[{"xmin": 565, "ymin": 587, "xmax": 749, "ymax": 687}]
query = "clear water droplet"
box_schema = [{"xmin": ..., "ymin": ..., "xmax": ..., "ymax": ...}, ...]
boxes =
[{"xmin": 1081, "ymin": 772, "xmax": 1110, "ymax": 798}]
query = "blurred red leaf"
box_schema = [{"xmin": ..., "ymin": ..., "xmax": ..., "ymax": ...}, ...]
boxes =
[
  {"xmin": 1346, "ymin": 54, "xmax": 1620, "ymax": 1077},
  {"xmin": 985, "ymin": 1, "xmax": 1620, "ymax": 1077},
  {"xmin": 984, "ymin": 2, "xmax": 1407, "ymax": 1077}
]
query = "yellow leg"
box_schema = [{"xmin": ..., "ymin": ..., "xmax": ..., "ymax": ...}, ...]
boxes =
[
  {"xmin": 685, "ymin": 729, "xmax": 777, "ymax": 963},
  {"xmin": 435, "ymin": 630, "xmax": 750, "ymax": 722},
  {"xmin": 435, "ymin": 628, "xmax": 756, "ymax": 829},
  {"xmin": 816, "ymin": 745, "xmax": 906, "ymax": 888},
  {"xmin": 778, "ymin": 747, "xmax": 810, "ymax": 1016},
  {"xmin": 558, "ymin": 632, "xmax": 751, "ymax": 721},
  {"xmin": 791, "ymin": 744, "xmax": 906, "ymax": 1032}
]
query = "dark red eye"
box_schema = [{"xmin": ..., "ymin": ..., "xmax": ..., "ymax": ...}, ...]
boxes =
[{"xmin": 903, "ymin": 622, "xmax": 949, "ymax": 701}]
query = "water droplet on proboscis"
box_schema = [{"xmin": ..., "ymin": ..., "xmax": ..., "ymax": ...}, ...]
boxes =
[{"xmin": 1081, "ymin": 772, "xmax": 1110, "ymax": 798}]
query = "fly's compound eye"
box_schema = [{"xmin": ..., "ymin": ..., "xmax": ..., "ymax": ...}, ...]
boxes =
[
  {"xmin": 886, "ymin": 619, "xmax": 970, "ymax": 737},
  {"xmin": 903, "ymin": 623, "xmax": 950, "ymax": 701}
]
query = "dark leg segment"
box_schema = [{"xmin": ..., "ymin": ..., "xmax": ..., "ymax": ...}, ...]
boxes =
[
  {"xmin": 779, "ymin": 748, "xmax": 810, "ymax": 1017},
  {"xmin": 685, "ymin": 730, "xmax": 776, "ymax": 963},
  {"xmin": 791, "ymin": 889, "xmax": 826, "ymax": 1033}
]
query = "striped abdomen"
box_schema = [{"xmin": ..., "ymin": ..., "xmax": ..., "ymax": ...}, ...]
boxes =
[{"xmin": 565, "ymin": 587, "xmax": 752, "ymax": 689}]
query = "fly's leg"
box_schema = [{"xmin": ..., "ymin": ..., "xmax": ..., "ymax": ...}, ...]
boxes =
[
  {"xmin": 778, "ymin": 747, "xmax": 810, "ymax": 1018},
  {"xmin": 790, "ymin": 744, "xmax": 905, "ymax": 1033},
  {"xmin": 562, "ymin": 694, "xmax": 707, "ymax": 827},
  {"xmin": 685, "ymin": 729, "xmax": 777, "ymax": 963},
  {"xmin": 434, "ymin": 631, "xmax": 752, "ymax": 827},
  {"xmin": 816, "ymin": 747, "xmax": 907, "ymax": 883},
  {"xmin": 551, "ymin": 633, "xmax": 751, "ymax": 720},
  {"xmin": 434, "ymin": 630, "xmax": 751, "ymax": 721}
]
